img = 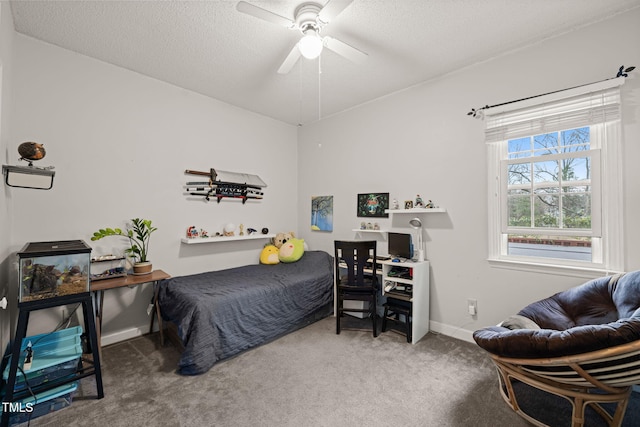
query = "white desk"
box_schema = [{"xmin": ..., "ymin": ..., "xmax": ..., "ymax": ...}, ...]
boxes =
[{"xmin": 335, "ymin": 259, "xmax": 430, "ymax": 344}]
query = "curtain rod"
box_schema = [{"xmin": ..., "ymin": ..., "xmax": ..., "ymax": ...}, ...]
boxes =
[{"xmin": 467, "ymin": 65, "xmax": 635, "ymax": 119}]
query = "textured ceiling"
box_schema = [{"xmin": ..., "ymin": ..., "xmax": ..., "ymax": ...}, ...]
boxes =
[{"xmin": 9, "ymin": 0, "xmax": 640, "ymax": 125}]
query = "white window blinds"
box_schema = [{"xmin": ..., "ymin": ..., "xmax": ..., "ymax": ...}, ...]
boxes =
[{"xmin": 484, "ymin": 79, "xmax": 623, "ymax": 143}]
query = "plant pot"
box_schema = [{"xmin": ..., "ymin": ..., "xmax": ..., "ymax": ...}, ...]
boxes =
[{"xmin": 133, "ymin": 261, "xmax": 152, "ymax": 275}]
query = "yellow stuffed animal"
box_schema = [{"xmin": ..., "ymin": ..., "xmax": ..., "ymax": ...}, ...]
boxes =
[{"xmin": 260, "ymin": 244, "xmax": 280, "ymax": 265}]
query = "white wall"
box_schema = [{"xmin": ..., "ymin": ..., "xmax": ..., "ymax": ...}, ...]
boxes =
[
  {"xmin": 3, "ymin": 9, "xmax": 639, "ymax": 349},
  {"xmin": 8, "ymin": 35, "xmax": 298, "ymax": 344},
  {"xmin": 297, "ymin": 9, "xmax": 640, "ymax": 342},
  {"xmin": 0, "ymin": 0, "xmax": 15, "ymax": 352}
]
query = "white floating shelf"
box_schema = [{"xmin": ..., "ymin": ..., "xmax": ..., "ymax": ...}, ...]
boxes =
[
  {"xmin": 384, "ymin": 208, "xmax": 447, "ymax": 214},
  {"xmin": 181, "ymin": 234, "xmax": 275, "ymax": 244},
  {"xmin": 352, "ymin": 229, "xmax": 388, "ymax": 233}
]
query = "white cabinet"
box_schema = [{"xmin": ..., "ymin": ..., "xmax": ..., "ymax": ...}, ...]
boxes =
[{"xmin": 380, "ymin": 260, "xmax": 429, "ymax": 344}]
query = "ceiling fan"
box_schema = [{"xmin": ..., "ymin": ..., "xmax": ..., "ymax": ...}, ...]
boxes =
[{"xmin": 236, "ymin": 0, "xmax": 368, "ymax": 74}]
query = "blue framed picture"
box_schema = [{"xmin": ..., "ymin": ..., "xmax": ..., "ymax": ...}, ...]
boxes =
[{"xmin": 311, "ymin": 195, "xmax": 333, "ymax": 231}]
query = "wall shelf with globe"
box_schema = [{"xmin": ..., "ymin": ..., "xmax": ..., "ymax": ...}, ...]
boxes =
[{"xmin": 2, "ymin": 142, "xmax": 56, "ymax": 190}]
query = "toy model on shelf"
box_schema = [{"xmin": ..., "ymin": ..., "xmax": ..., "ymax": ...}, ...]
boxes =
[
  {"xmin": 184, "ymin": 168, "xmax": 266, "ymax": 204},
  {"xmin": 90, "ymin": 255, "xmax": 127, "ymax": 281}
]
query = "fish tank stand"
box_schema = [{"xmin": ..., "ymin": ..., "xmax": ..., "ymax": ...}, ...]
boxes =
[{"xmin": 0, "ymin": 292, "xmax": 104, "ymax": 427}]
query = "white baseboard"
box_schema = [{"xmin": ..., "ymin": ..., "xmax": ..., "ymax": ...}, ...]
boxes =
[
  {"xmin": 100, "ymin": 323, "xmax": 150, "ymax": 347},
  {"xmin": 100, "ymin": 319, "xmax": 477, "ymax": 347},
  {"xmin": 429, "ymin": 320, "xmax": 475, "ymax": 344}
]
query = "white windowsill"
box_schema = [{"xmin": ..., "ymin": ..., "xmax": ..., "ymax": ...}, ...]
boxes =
[{"xmin": 487, "ymin": 257, "xmax": 623, "ymax": 279}]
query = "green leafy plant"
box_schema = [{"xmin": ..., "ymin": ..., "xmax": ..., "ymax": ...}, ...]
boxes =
[{"xmin": 91, "ymin": 218, "xmax": 157, "ymax": 263}]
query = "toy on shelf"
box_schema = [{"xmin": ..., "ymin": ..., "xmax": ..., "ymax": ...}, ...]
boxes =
[
  {"xmin": 186, "ymin": 226, "xmax": 199, "ymax": 239},
  {"xmin": 90, "ymin": 254, "xmax": 127, "ymax": 281}
]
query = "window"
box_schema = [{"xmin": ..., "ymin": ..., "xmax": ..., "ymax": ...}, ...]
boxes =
[{"xmin": 486, "ymin": 80, "xmax": 624, "ymax": 274}]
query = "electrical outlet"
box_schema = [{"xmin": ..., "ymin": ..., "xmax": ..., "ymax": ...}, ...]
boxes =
[{"xmin": 467, "ymin": 298, "xmax": 477, "ymax": 316}]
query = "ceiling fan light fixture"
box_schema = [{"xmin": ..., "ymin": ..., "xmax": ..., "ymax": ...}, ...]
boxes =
[{"xmin": 298, "ymin": 31, "xmax": 323, "ymax": 59}]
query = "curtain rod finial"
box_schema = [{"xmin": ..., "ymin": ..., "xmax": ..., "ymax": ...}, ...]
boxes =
[
  {"xmin": 616, "ymin": 65, "xmax": 635, "ymax": 78},
  {"xmin": 467, "ymin": 106, "xmax": 487, "ymax": 119}
]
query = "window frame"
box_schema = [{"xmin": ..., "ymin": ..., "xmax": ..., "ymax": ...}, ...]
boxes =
[
  {"xmin": 501, "ymin": 142, "xmax": 601, "ymax": 238},
  {"xmin": 486, "ymin": 80, "xmax": 625, "ymax": 278}
]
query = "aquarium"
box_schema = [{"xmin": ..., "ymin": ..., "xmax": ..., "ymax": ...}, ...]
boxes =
[{"xmin": 18, "ymin": 240, "xmax": 91, "ymax": 302}]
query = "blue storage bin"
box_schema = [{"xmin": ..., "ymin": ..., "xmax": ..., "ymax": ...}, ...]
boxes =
[
  {"xmin": 2, "ymin": 327, "xmax": 82, "ymax": 391},
  {"xmin": 2, "ymin": 381, "xmax": 78, "ymax": 426}
]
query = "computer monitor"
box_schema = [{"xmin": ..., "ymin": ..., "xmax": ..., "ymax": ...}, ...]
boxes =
[{"xmin": 388, "ymin": 232, "xmax": 413, "ymax": 260}]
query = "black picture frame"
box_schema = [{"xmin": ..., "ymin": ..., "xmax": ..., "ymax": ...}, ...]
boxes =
[{"xmin": 357, "ymin": 193, "xmax": 389, "ymax": 218}]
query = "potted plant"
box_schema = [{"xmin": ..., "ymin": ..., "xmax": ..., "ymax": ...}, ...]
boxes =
[{"xmin": 91, "ymin": 218, "xmax": 157, "ymax": 275}]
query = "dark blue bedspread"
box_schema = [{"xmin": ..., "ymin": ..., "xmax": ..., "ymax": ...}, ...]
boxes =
[{"xmin": 158, "ymin": 251, "xmax": 334, "ymax": 375}]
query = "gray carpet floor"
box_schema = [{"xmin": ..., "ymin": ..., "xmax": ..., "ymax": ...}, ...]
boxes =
[{"xmin": 18, "ymin": 317, "xmax": 636, "ymax": 426}]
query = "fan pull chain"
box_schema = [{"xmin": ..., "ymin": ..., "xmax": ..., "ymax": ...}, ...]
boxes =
[
  {"xmin": 318, "ymin": 55, "xmax": 322, "ymax": 122},
  {"xmin": 298, "ymin": 58, "xmax": 303, "ymax": 126}
]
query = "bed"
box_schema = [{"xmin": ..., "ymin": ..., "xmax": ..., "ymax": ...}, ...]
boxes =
[{"xmin": 157, "ymin": 250, "xmax": 334, "ymax": 375}]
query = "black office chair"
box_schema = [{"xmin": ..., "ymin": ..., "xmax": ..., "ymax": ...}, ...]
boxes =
[{"xmin": 334, "ymin": 240, "xmax": 379, "ymax": 337}]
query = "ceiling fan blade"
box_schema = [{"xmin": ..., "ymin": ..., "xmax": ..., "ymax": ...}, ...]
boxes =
[
  {"xmin": 318, "ymin": 0, "xmax": 354, "ymax": 23},
  {"xmin": 236, "ymin": 1, "xmax": 295, "ymax": 28},
  {"xmin": 324, "ymin": 36, "xmax": 367, "ymax": 64},
  {"xmin": 277, "ymin": 44, "xmax": 302, "ymax": 74}
]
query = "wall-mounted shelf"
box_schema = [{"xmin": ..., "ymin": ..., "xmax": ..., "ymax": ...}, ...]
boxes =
[
  {"xmin": 181, "ymin": 234, "xmax": 275, "ymax": 245},
  {"xmin": 352, "ymin": 229, "xmax": 388, "ymax": 233},
  {"xmin": 385, "ymin": 208, "xmax": 446, "ymax": 214}
]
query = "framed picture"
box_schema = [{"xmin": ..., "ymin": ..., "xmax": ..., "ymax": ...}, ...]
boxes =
[
  {"xmin": 357, "ymin": 193, "xmax": 389, "ymax": 218},
  {"xmin": 311, "ymin": 196, "xmax": 333, "ymax": 231}
]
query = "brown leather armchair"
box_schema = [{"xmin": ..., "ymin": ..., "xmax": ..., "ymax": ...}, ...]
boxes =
[{"xmin": 474, "ymin": 271, "xmax": 640, "ymax": 427}]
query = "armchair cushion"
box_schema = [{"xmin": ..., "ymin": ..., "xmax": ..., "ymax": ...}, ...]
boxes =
[
  {"xmin": 473, "ymin": 270, "xmax": 640, "ymax": 359},
  {"xmin": 473, "ymin": 318, "xmax": 640, "ymax": 359}
]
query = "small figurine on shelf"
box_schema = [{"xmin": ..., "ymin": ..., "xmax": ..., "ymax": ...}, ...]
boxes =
[
  {"xmin": 426, "ymin": 200, "xmax": 436, "ymax": 209},
  {"xmin": 247, "ymin": 228, "xmax": 257, "ymax": 235},
  {"xmin": 187, "ymin": 226, "xmax": 199, "ymax": 239},
  {"xmin": 360, "ymin": 222, "xmax": 366, "ymax": 230},
  {"xmin": 223, "ymin": 223, "xmax": 236, "ymax": 236},
  {"xmin": 374, "ymin": 222, "xmax": 380, "ymax": 230},
  {"xmin": 199, "ymin": 229, "xmax": 209, "ymax": 238},
  {"xmin": 366, "ymin": 222, "xmax": 373, "ymax": 230},
  {"xmin": 392, "ymin": 199, "xmax": 399, "ymax": 210},
  {"xmin": 415, "ymin": 195, "xmax": 425, "ymax": 208},
  {"xmin": 239, "ymin": 224, "xmax": 245, "ymax": 236}
]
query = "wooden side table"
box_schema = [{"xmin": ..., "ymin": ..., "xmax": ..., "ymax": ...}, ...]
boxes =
[{"xmin": 90, "ymin": 269, "xmax": 171, "ymax": 348}]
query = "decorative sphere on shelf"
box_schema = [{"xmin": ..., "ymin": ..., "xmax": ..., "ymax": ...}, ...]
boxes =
[
  {"xmin": 223, "ymin": 223, "xmax": 236, "ymax": 236},
  {"xmin": 18, "ymin": 142, "xmax": 46, "ymax": 161}
]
